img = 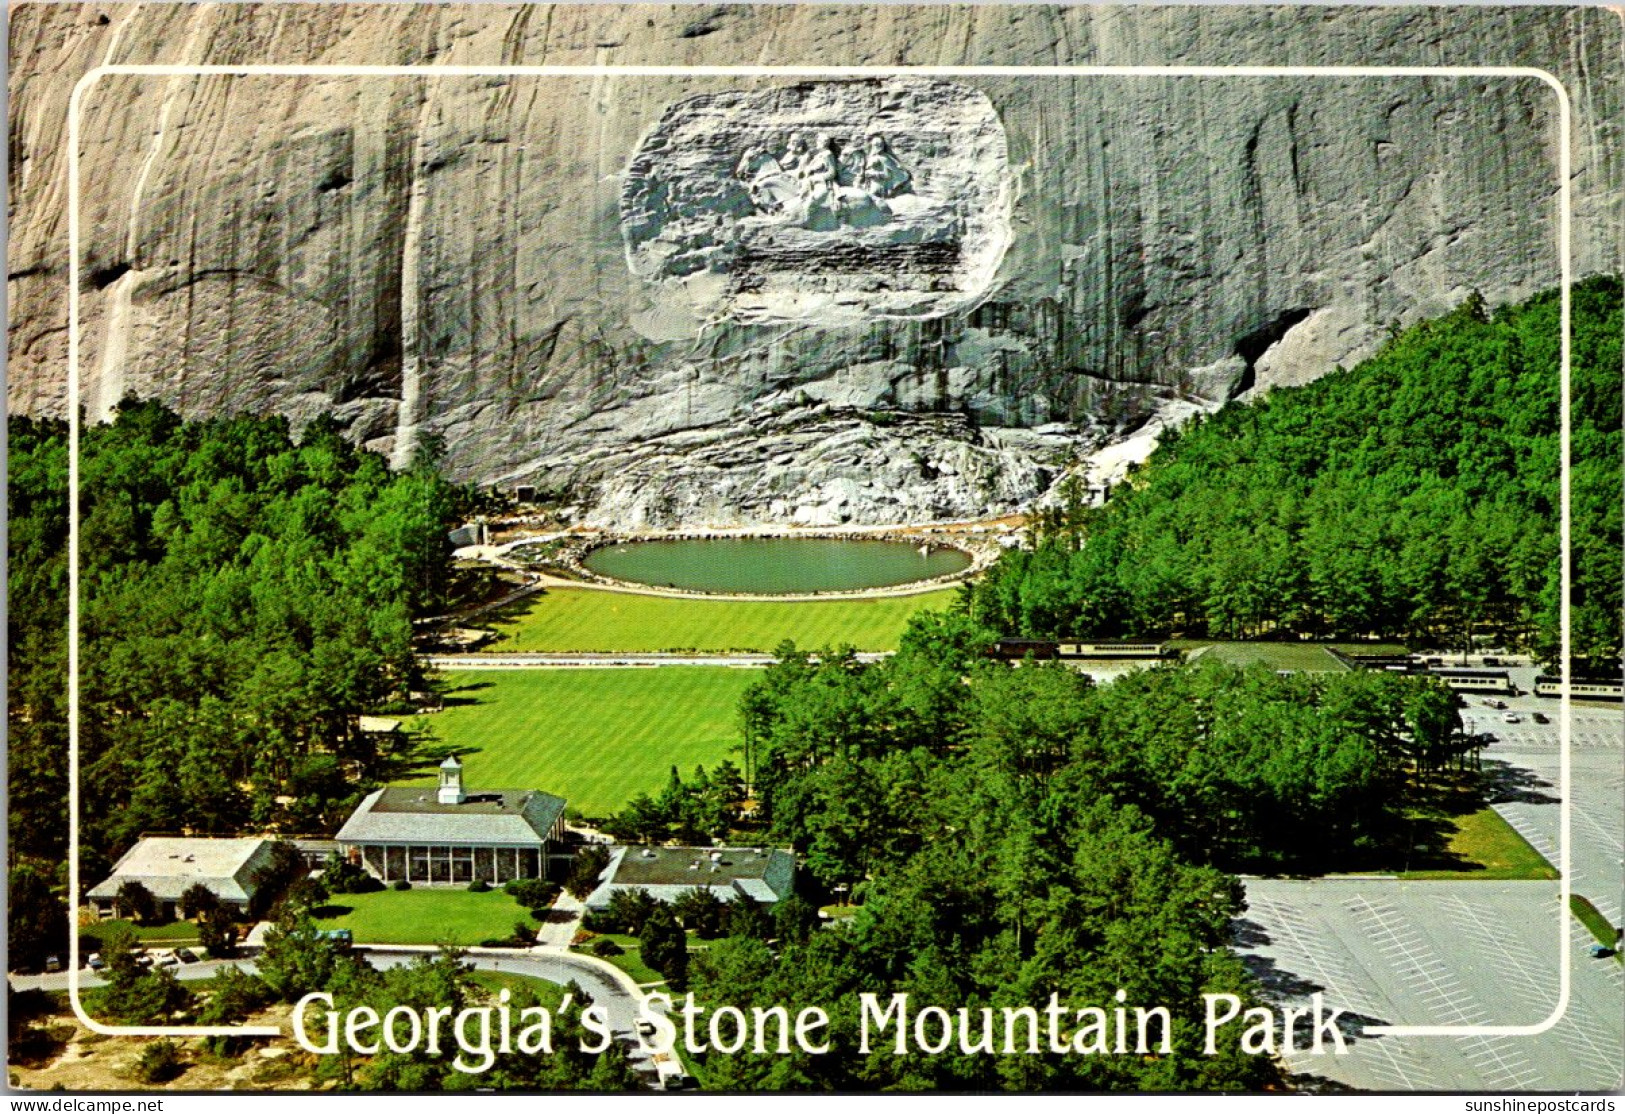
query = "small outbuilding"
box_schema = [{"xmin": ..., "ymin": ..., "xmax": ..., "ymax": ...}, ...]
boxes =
[{"xmin": 87, "ymin": 837, "xmax": 277, "ymax": 919}]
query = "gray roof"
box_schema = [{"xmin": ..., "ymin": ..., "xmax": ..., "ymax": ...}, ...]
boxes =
[
  {"xmin": 586, "ymin": 846, "xmax": 795, "ymax": 910},
  {"xmin": 336, "ymin": 786, "xmax": 566, "ymax": 847},
  {"xmin": 87, "ymin": 837, "xmax": 274, "ymax": 905}
]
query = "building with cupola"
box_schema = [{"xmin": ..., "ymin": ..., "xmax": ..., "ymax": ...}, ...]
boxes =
[{"xmin": 335, "ymin": 756, "xmax": 569, "ymax": 885}]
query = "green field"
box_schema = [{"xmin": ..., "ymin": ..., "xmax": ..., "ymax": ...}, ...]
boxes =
[
  {"xmin": 1399, "ymin": 806, "xmax": 1559, "ymax": 881},
  {"xmin": 80, "ymin": 919, "xmax": 202, "ymax": 948},
  {"xmin": 575, "ymin": 933, "xmax": 664, "ymax": 986},
  {"xmin": 479, "ymin": 586, "xmax": 955, "ymax": 654},
  {"xmin": 310, "ymin": 889, "xmax": 540, "ymax": 946},
  {"xmin": 417, "ymin": 668, "xmax": 758, "ymax": 816}
]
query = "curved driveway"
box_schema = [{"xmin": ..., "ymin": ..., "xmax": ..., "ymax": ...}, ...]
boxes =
[{"xmin": 13, "ymin": 946, "xmax": 652, "ymax": 1069}]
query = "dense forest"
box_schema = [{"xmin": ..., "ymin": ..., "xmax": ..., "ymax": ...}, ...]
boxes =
[
  {"xmin": 589, "ymin": 611, "xmax": 1467, "ymax": 1090},
  {"xmin": 968, "ymin": 277, "xmax": 1623, "ymax": 668},
  {"xmin": 8, "ymin": 279, "xmax": 1615, "ymax": 1089},
  {"xmin": 7, "ymin": 401, "xmax": 463, "ymax": 907}
]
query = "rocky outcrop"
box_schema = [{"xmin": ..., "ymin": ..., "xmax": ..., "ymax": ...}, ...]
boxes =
[
  {"xmin": 8, "ymin": 5, "xmax": 1621, "ymax": 526},
  {"xmin": 557, "ymin": 406, "xmax": 1072, "ymax": 529}
]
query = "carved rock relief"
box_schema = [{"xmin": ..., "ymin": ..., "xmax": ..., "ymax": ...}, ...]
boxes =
[{"xmin": 621, "ymin": 79, "xmax": 1013, "ymax": 330}]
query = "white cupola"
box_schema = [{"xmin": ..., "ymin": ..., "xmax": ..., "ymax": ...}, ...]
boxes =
[{"xmin": 438, "ymin": 754, "xmax": 466, "ymax": 805}]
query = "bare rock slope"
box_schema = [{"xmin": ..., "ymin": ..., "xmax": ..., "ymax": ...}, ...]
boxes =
[{"xmin": 8, "ymin": 4, "xmax": 1621, "ymax": 525}]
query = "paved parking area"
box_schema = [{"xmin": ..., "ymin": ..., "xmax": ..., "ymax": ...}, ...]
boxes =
[{"xmin": 1236, "ymin": 698, "xmax": 1623, "ymax": 1092}]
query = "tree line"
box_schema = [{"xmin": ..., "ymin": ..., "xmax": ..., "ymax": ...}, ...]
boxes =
[
  {"xmin": 8, "ymin": 399, "xmax": 465, "ymax": 965},
  {"xmin": 588, "ymin": 609, "xmax": 1472, "ymax": 1090},
  {"xmin": 968, "ymin": 278, "xmax": 1622, "ymax": 669}
]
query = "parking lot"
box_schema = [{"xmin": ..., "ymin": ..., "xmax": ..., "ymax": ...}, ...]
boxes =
[{"xmin": 1236, "ymin": 688, "xmax": 1622, "ymax": 1092}]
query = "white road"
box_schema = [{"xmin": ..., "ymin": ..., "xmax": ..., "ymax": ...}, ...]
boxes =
[{"xmin": 14, "ymin": 944, "xmax": 653, "ymax": 1071}]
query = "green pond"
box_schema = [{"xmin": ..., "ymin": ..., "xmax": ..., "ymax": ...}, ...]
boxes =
[{"xmin": 582, "ymin": 537, "xmax": 972, "ymax": 594}]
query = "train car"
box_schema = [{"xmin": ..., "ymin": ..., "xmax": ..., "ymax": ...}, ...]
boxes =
[
  {"xmin": 1341, "ymin": 652, "xmax": 1422, "ymax": 673},
  {"xmin": 988, "ymin": 639, "xmax": 1060, "ymax": 661},
  {"xmin": 1055, "ymin": 641, "xmax": 1171, "ymax": 659},
  {"xmin": 1534, "ymin": 674, "xmax": 1624, "ymax": 701},
  {"xmin": 1427, "ymin": 668, "xmax": 1513, "ymax": 694}
]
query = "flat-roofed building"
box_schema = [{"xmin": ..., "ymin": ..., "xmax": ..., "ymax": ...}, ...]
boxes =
[
  {"xmin": 584, "ymin": 845, "xmax": 795, "ymax": 911},
  {"xmin": 335, "ymin": 756, "xmax": 568, "ymax": 885},
  {"xmin": 87, "ymin": 836, "xmax": 276, "ymax": 919}
]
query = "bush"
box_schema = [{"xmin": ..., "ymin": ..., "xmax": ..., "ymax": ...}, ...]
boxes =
[
  {"xmin": 135, "ymin": 1039, "xmax": 183, "ymax": 1083},
  {"xmin": 392, "ymin": 880, "xmax": 411, "ymax": 891},
  {"xmin": 504, "ymin": 878, "xmax": 559, "ymax": 908},
  {"xmin": 513, "ymin": 921, "xmax": 538, "ymax": 945},
  {"xmin": 322, "ymin": 857, "xmax": 383, "ymax": 895},
  {"xmin": 590, "ymin": 938, "xmax": 624, "ymax": 958},
  {"xmin": 581, "ymin": 910, "xmax": 620, "ymax": 934},
  {"xmin": 468, "ymin": 879, "xmax": 491, "ymax": 894}
]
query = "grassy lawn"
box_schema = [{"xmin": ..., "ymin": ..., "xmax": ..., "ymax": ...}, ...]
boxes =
[
  {"xmin": 80, "ymin": 919, "xmax": 202, "ymax": 947},
  {"xmin": 477, "ymin": 586, "xmax": 956, "ymax": 654},
  {"xmin": 310, "ymin": 889, "xmax": 541, "ymax": 946},
  {"xmin": 1570, "ymin": 895, "xmax": 1623, "ymax": 960},
  {"xmin": 1399, "ymin": 806, "xmax": 1559, "ymax": 880},
  {"xmin": 417, "ymin": 668, "xmax": 758, "ymax": 816},
  {"xmin": 574, "ymin": 933, "xmax": 664, "ymax": 986}
]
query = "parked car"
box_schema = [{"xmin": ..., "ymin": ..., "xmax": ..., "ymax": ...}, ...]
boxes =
[
  {"xmin": 1532, "ymin": 712, "xmax": 1550, "ymax": 724},
  {"xmin": 43, "ymin": 955, "xmax": 61, "ymax": 973},
  {"xmin": 174, "ymin": 948, "xmax": 198, "ymax": 964},
  {"xmin": 1483, "ymin": 656, "xmax": 1500, "ymax": 666},
  {"xmin": 1502, "ymin": 712, "xmax": 1521, "ymax": 724},
  {"xmin": 1587, "ymin": 944, "xmax": 1615, "ymax": 959},
  {"xmin": 152, "ymin": 949, "xmax": 180, "ymax": 968},
  {"xmin": 86, "ymin": 952, "xmax": 104, "ymax": 971}
]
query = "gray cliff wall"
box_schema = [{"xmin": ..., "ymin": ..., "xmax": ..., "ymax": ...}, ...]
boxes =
[{"xmin": 8, "ymin": 4, "xmax": 1622, "ymax": 525}]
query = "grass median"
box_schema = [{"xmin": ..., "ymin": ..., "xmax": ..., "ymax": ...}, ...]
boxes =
[
  {"xmin": 476, "ymin": 586, "xmax": 956, "ymax": 654},
  {"xmin": 1398, "ymin": 806, "xmax": 1558, "ymax": 880}
]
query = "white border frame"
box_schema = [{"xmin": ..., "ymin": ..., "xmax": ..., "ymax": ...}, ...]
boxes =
[{"xmin": 65, "ymin": 62, "xmax": 1573, "ymax": 1041}]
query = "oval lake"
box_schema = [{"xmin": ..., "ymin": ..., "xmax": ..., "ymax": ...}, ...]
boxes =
[{"xmin": 582, "ymin": 537, "xmax": 972, "ymax": 594}]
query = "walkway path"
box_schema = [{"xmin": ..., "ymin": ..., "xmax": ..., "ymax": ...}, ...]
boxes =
[
  {"xmin": 536, "ymin": 891, "xmax": 585, "ymax": 948},
  {"xmin": 521, "ymin": 569, "xmax": 972, "ymax": 603}
]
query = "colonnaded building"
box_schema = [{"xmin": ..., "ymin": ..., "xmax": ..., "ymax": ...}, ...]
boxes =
[{"xmin": 335, "ymin": 756, "xmax": 570, "ymax": 885}]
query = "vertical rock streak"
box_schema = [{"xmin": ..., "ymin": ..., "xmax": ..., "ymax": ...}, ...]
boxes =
[{"xmin": 391, "ymin": 79, "xmax": 434, "ymax": 471}]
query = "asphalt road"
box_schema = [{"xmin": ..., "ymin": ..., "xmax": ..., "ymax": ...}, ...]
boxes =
[{"xmin": 13, "ymin": 946, "xmax": 652, "ymax": 1070}]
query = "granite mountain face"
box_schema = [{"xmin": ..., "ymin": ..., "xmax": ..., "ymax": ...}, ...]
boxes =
[{"xmin": 9, "ymin": 4, "xmax": 1621, "ymax": 526}]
